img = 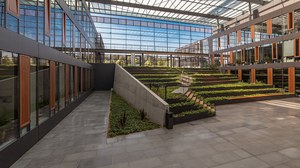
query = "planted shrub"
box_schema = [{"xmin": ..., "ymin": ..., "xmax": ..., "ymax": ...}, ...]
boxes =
[
  {"xmin": 139, "ymin": 109, "xmax": 146, "ymax": 121},
  {"xmin": 119, "ymin": 111, "xmax": 127, "ymax": 128}
]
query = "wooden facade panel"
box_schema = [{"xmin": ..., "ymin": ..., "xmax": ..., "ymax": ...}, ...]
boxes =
[
  {"xmin": 241, "ymin": 49, "xmax": 245, "ymax": 63},
  {"xmin": 288, "ymin": 12, "xmax": 294, "ymax": 30},
  {"xmin": 250, "ymin": 25, "xmax": 255, "ymax": 39},
  {"xmin": 74, "ymin": 66, "xmax": 78, "ymax": 97},
  {"xmin": 211, "ymin": 54, "xmax": 215, "ymax": 65},
  {"xmin": 251, "ymin": 69, "xmax": 256, "ymax": 83},
  {"xmin": 229, "ymin": 51, "xmax": 233, "ymax": 64},
  {"xmin": 20, "ymin": 55, "xmax": 30, "ymax": 128},
  {"xmin": 49, "ymin": 61, "xmax": 56, "ymax": 111},
  {"xmin": 81, "ymin": 67, "xmax": 83, "ymax": 92},
  {"xmin": 237, "ymin": 30, "xmax": 241, "ymax": 43},
  {"xmin": 255, "ymin": 46, "xmax": 259, "ymax": 62},
  {"xmin": 45, "ymin": 0, "xmax": 51, "ymax": 36},
  {"xmin": 272, "ymin": 43, "xmax": 278, "ymax": 59},
  {"xmin": 267, "ymin": 19, "xmax": 272, "ymax": 35},
  {"xmin": 227, "ymin": 70, "xmax": 231, "ymax": 75},
  {"xmin": 85, "ymin": 69, "xmax": 88, "ymax": 91},
  {"xmin": 220, "ymin": 53, "xmax": 223, "ymax": 66},
  {"xmin": 238, "ymin": 69, "xmax": 242, "ymax": 81},
  {"xmin": 288, "ymin": 67, "xmax": 295, "ymax": 93},
  {"xmin": 65, "ymin": 64, "xmax": 69, "ymax": 101},
  {"xmin": 6, "ymin": 0, "xmax": 19, "ymax": 18},
  {"xmin": 267, "ymin": 68, "xmax": 273, "ymax": 85}
]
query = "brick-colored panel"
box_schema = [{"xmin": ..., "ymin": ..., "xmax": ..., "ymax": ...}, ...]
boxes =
[
  {"xmin": 251, "ymin": 69, "xmax": 256, "ymax": 83},
  {"xmin": 255, "ymin": 46, "xmax": 259, "ymax": 62},
  {"xmin": 288, "ymin": 67, "xmax": 295, "ymax": 93},
  {"xmin": 229, "ymin": 51, "xmax": 233, "ymax": 64},
  {"xmin": 81, "ymin": 67, "xmax": 83, "ymax": 92},
  {"xmin": 211, "ymin": 54, "xmax": 215, "ymax": 65},
  {"xmin": 65, "ymin": 64, "xmax": 69, "ymax": 101},
  {"xmin": 74, "ymin": 66, "xmax": 78, "ymax": 97},
  {"xmin": 267, "ymin": 68, "xmax": 273, "ymax": 85},
  {"xmin": 237, "ymin": 30, "xmax": 241, "ymax": 43},
  {"xmin": 227, "ymin": 70, "xmax": 231, "ymax": 75},
  {"xmin": 267, "ymin": 19, "xmax": 272, "ymax": 35},
  {"xmin": 49, "ymin": 61, "xmax": 56, "ymax": 110},
  {"xmin": 272, "ymin": 43, "xmax": 278, "ymax": 59},
  {"xmin": 20, "ymin": 55, "xmax": 30, "ymax": 128},
  {"xmin": 251, "ymin": 25, "xmax": 255, "ymax": 39},
  {"xmin": 220, "ymin": 53, "xmax": 223, "ymax": 66},
  {"xmin": 241, "ymin": 49, "xmax": 245, "ymax": 63},
  {"xmin": 238, "ymin": 69, "xmax": 242, "ymax": 81},
  {"xmin": 288, "ymin": 12, "xmax": 294, "ymax": 30}
]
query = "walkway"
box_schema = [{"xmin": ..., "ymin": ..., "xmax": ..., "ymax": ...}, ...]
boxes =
[{"xmin": 11, "ymin": 95, "xmax": 300, "ymax": 168}]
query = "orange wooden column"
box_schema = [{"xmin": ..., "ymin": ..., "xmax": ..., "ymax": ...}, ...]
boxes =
[
  {"xmin": 267, "ymin": 68, "xmax": 273, "ymax": 85},
  {"xmin": 74, "ymin": 66, "xmax": 78, "ymax": 97},
  {"xmin": 81, "ymin": 67, "xmax": 84, "ymax": 93},
  {"xmin": 19, "ymin": 55, "xmax": 30, "ymax": 128},
  {"xmin": 211, "ymin": 54, "xmax": 215, "ymax": 65},
  {"xmin": 255, "ymin": 46, "xmax": 259, "ymax": 62},
  {"xmin": 229, "ymin": 51, "xmax": 233, "ymax": 64},
  {"xmin": 251, "ymin": 25, "xmax": 255, "ymax": 40},
  {"xmin": 237, "ymin": 30, "xmax": 241, "ymax": 44},
  {"xmin": 220, "ymin": 53, "xmax": 224, "ymax": 66},
  {"xmin": 65, "ymin": 64, "xmax": 69, "ymax": 101},
  {"xmin": 238, "ymin": 69, "xmax": 242, "ymax": 81},
  {"xmin": 227, "ymin": 70, "xmax": 231, "ymax": 75},
  {"xmin": 267, "ymin": 19, "xmax": 272, "ymax": 35},
  {"xmin": 49, "ymin": 61, "xmax": 56, "ymax": 111},
  {"xmin": 288, "ymin": 67, "xmax": 295, "ymax": 93},
  {"xmin": 251, "ymin": 69, "xmax": 256, "ymax": 83}
]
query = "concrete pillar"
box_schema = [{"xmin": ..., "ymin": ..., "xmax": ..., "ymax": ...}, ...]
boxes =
[{"xmin": 131, "ymin": 53, "xmax": 135, "ymax": 66}]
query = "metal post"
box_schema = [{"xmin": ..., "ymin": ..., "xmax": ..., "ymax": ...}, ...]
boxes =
[{"xmin": 164, "ymin": 85, "xmax": 167, "ymax": 100}]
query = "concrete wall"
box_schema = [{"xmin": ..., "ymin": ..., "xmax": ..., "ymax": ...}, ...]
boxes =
[{"xmin": 113, "ymin": 64, "xmax": 169, "ymax": 126}]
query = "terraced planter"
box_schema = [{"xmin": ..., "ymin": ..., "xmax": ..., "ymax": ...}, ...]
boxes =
[
  {"xmin": 170, "ymin": 104, "xmax": 199, "ymax": 114},
  {"xmin": 196, "ymin": 89, "xmax": 280, "ymax": 98},
  {"xmin": 191, "ymin": 85, "xmax": 271, "ymax": 92},
  {"xmin": 173, "ymin": 112, "xmax": 216, "ymax": 124},
  {"xmin": 192, "ymin": 80, "xmax": 239, "ymax": 86},
  {"xmin": 211, "ymin": 94, "xmax": 294, "ymax": 105}
]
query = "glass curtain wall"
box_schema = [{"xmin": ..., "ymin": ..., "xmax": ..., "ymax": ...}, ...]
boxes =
[{"xmin": 92, "ymin": 13, "xmax": 212, "ymax": 53}]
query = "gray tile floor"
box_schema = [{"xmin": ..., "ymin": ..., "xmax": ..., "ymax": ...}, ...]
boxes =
[{"xmin": 10, "ymin": 93, "xmax": 300, "ymax": 168}]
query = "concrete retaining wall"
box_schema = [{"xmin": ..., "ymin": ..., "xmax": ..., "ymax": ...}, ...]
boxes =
[{"xmin": 113, "ymin": 65, "xmax": 169, "ymax": 126}]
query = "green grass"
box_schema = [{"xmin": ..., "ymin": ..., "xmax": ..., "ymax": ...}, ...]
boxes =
[{"xmin": 108, "ymin": 92, "xmax": 160, "ymax": 137}]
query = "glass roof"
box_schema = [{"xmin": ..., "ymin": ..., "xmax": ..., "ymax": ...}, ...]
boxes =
[{"xmin": 88, "ymin": 0, "xmax": 272, "ymax": 26}]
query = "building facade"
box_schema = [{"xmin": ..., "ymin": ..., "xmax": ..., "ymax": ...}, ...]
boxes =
[{"xmin": 0, "ymin": 0, "xmax": 98, "ymax": 167}]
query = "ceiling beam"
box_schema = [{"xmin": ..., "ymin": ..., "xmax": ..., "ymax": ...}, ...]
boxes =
[
  {"xmin": 237, "ymin": 0, "xmax": 268, "ymax": 5},
  {"xmin": 87, "ymin": 0, "xmax": 232, "ymax": 21}
]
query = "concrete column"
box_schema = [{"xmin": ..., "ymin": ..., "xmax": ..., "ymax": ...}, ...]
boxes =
[{"xmin": 131, "ymin": 53, "xmax": 135, "ymax": 66}]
